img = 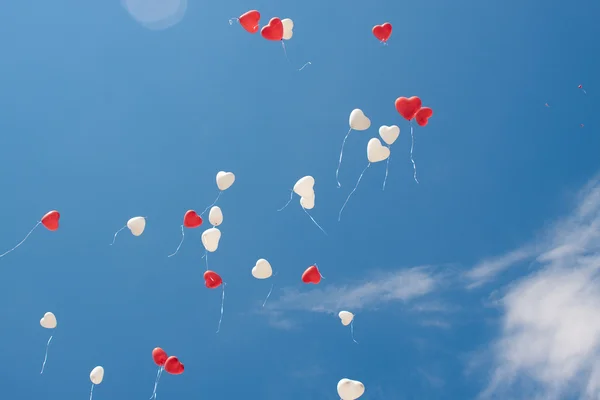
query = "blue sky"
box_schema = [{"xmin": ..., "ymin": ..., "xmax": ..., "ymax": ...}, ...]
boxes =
[{"xmin": 0, "ymin": 0, "xmax": 599, "ymax": 399}]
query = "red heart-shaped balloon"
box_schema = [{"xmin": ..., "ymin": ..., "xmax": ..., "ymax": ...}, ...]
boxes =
[
  {"xmin": 372, "ymin": 22, "xmax": 392, "ymax": 42},
  {"xmin": 152, "ymin": 347, "xmax": 168, "ymax": 367},
  {"xmin": 302, "ymin": 265, "xmax": 321, "ymax": 284},
  {"xmin": 204, "ymin": 270, "xmax": 223, "ymax": 289},
  {"xmin": 41, "ymin": 210, "xmax": 60, "ymax": 231},
  {"xmin": 164, "ymin": 356, "xmax": 184, "ymax": 375},
  {"xmin": 395, "ymin": 96, "xmax": 422, "ymax": 121},
  {"xmin": 183, "ymin": 210, "xmax": 203, "ymax": 228},
  {"xmin": 415, "ymin": 107, "xmax": 433, "ymax": 127},
  {"xmin": 239, "ymin": 10, "xmax": 260, "ymax": 34},
  {"xmin": 261, "ymin": 17, "xmax": 283, "ymax": 41}
]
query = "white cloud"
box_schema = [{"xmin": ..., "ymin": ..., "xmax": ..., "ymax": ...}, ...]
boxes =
[
  {"xmin": 481, "ymin": 175, "xmax": 600, "ymax": 399},
  {"xmin": 465, "ymin": 246, "xmax": 537, "ymax": 289}
]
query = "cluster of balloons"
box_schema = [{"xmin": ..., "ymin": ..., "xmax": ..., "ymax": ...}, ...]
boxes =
[{"xmin": 232, "ymin": 10, "xmax": 294, "ymax": 42}]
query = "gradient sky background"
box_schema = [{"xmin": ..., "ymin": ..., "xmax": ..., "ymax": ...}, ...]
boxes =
[{"xmin": 0, "ymin": 0, "xmax": 599, "ymax": 399}]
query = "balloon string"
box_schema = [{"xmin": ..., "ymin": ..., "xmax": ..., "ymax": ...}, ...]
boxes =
[
  {"xmin": 216, "ymin": 283, "xmax": 226, "ymax": 333},
  {"xmin": 0, "ymin": 221, "xmax": 41, "ymax": 258},
  {"xmin": 200, "ymin": 191, "xmax": 222, "ymax": 217},
  {"xmin": 277, "ymin": 190, "xmax": 294, "ymax": 212},
  {"xmin": 280, "ymin": 41, "xmax": 312, "ymax": 72},
  {"xmin": 167, "ymin": 225, "xmax": 185, "ymax": 257},
  {"xmin": 338, "ymin": 163, "xmax": 370, "ymax": 221},
  {"xmin": 228, "ymin": 17, "xmax": 239, "ymax": 25},
  {"xmin": 202, "ymin": 251, "xmax": 208, "ymax": 270},
  {"xmin": 150, "ymin": 367, "xmax": 163, "ymax": 400},
  {"xmin": 410, "ymin": 124, "xmax": 419, "ymax": 184},
  {"xmin": 40, "ymin": 335, "xmax": 53, "ymax": 374},
  {"xmin": 382, "ymin": 149, "xmax": 391, "ymax": 191},
  {"xmin": 90, "ymin": 384, "xmax": 95, "ymax": 400},
  {"xmin": 336, "ymin": 128, "xmax": 353, "ymax": 188},
  {"xmin": 262, "ymin": 283, "xmax": 274, "ymax": 308},
  {"xmin": 298, "ymin": 62, "xmax": 312, "ymax": 71},
  {"xmin": 302, "ymin": 206, "xmax": 327, "ymax": 236},
  {"xmin": 109, "ymin": 225, "xmax": 126, "ymax": 246},
  {"xmin": 350, "ymin": 320, "xmax": 358, "ymax": 344}
]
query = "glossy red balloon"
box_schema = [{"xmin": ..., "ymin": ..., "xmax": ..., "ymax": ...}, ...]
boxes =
[
  {"xmin": 204, "ymin": 270, "xmax": 223, "ymax": 289},
  {"xmin": 302, "ymin": 265, "xmax": 321, "ymax": 284},
  {"xmin": 164, "ymin": 356, "xmax": 184, "ymax": 375},
  {"xmin": 395, "ymin": 96, "xmax": 422, "ymax": 121},
  {"xmin": 41, "ymin": 210, "xmax": 60, "ymax": 231},
  {"xmin": 183, "ymin": 210, "xmax": 203, "ymax": 228},
  {"xmin": 415, "ymin": 107, "xmax": 433, "ymax": 127},
  {"xmin": 152, "ymin": 347, "xmax": 168, "ymax": 367},
  {"xmin": 239, "ymin": 10, "xmax": 260, "ymax": 34},
  {"xmin": 261, "ymin": 18, "xmax": 283, "ymax": 41},
  {"xmin": 372, "ymin": 23, "xmax": 392, "ymax": 42}
]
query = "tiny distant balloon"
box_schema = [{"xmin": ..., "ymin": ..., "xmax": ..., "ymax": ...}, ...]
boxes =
[{"xmin": 372, "ymin": 22, "xmax": 392, "ymax": 42}]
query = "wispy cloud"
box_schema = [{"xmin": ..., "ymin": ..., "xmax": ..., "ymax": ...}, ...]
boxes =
[
  {"xmin": 465, "ymin": 246, "xmax": 537, "ymax": 289},
  {"xmin": 480, "ymin": 175, "xmax": 600, "ymax": 399}
]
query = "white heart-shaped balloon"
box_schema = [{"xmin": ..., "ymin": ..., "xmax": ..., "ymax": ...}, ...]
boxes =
[
  {"xmin": 300, "ymin": 194, "xmax": 315, "ymax": 210},
  {"xmin": 208, "ymin": 206, "xmax": 223, "ymax": 227},
  {"xmin": 293, "ymin": 176, "xmax": 315, "ymax": 198},
  {"xmin": 349, "ymin": 109, "xmax": 371, "ymax": 131},
  {"xmin": 216, "ymin": 171, "xmax": 235, "ymax": 191},
  {"xmin": 201, "ymin": 227, "xmax": 221, "ymax": 252},
  {"xmin": 282, "ymin": 18, "xmax": 294, "ymax": 40},
  {"xmin": 127, "ymin": 216, "xmax": 146, "ymax": 236},
  {"xmin": 40, "ymin": 312, "xmax": 57, "ymax": 329},
  {"xmin": 379, "ymin": 125, "xmax": 400, "ymax": 145},
  {"xmin": 367, "ymin": 138, "xmax": 390, "ymax": 163},
  {"xmin": 338, "ymin": 311, "xmax": 354, "ymax": 326},
  {"xmin": 90, "ymin": 366, "xmax": 104, "ymax": 385},
  {"xmin": 252, "ymin": 259, "xmax": 273, "ymax": 279},
  {"xmin": 337, "ymin": 378, "xmax": 365, "ymax": 400}
]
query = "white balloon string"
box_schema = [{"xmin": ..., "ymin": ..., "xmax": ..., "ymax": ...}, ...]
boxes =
[
  {"xmin": 0, "ymin": 221, "xmax": 41, "ymax": 258},
  {"xmin": 201, "ymin": 251, "xmax": 209, "ymax": 270},
  {"xmin": 200, "ymin": 191, "xmax": 222, "ymax": 217},
  {"xmin": 228, "ymin": 17, "xmax": 239, "ymax": 25},
  {"xmin": 338, "ymin": 163, "xmax": 370, "ymax": 221},
  {"xmin": 150, "ymin": 367, "xmax": 163, "ymax": 400},
  {"xmin": 167, "ymin": 225, "xmax": 185, "ymax": 257},
  {"xmin": 109, "ymin": 225, "xmax": 126, "ymax": 246},
  {"xmin": 89, "ymin": 384, "xmax": 95, "ymax": 400},
  {"xmin": 298, "ymin": 62, "xmax": 312, "ymax": 71},
  {"xmin": 410, "ymin": 124, "xmax": 419, "ymax": 184},
  {"xmin": 280, "ymin": 41, "xmax": 311, "ymax": 72},
  {"xmin": 40, "ymin": 334, "xmax": 53, "ymax": 374},
  {"xmin": 302, "ymin": 206, "xmax": 327, "ymax": 236},
  {"xmin": 336, "ymin": 128, "xmax": 353, "ymax": 187},
  {"xmin": 350, "ymin": 320, "xmax": 359, "ymax": 344},
  {"xmin": 262, "ymin": 283, "xmax": 274, "ymax": 308},
  {"xmin": 216, "ymin": 283, "xmax": 226, "ymax": 333},
  {"xmin": 582, "ymin": 89, "xmax": 587, "ymax": 94},
  {"xmin": 277, "ymin": 190, "xmax": 294, "ymax": 212},
  {"xmin": 382, "ymin": 148, "xmax": 391, "ymax": 191}
]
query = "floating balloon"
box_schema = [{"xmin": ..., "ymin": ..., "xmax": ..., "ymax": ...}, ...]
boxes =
[
  {"xmin": 127, "ymin": 217, "xmax": 146, "ymax": 236},
  {"xmin": 0, "ymin": 210, "xmax": 60, "ymax": 259},
  {"xmin": 150, "ymin": 348, "xmax": 168, "ymax": 399},
  {"xmin": 372, "ymin": 22, "xmax": 392, "ymax": 42},
  {"xmin": 89, "ymin": 366, "xmax": 104, "ymax": 400},
  {"xmin": 293, "ymin": 176, "xmax": 315, "ymax": 198},
  {"xmin": 201, "ymin": 227, "xmax": 222, "ymax": 253},
  {"xmin": 168, "ymin": 210, "xmax": 203, "ymax": 257},
  {"xmin": 415, "ymin": 107, "xmax": 433, "ymax": 127},
  {"xmin": 336, "ymin": 109, "xmax": 371, "ymax": 187},
  {"xmin": 300, "ymin": 194, "xmax": 315, "ymax": 210},
  {"xmin": 216, "ymin": 171, "xmax": 235, "ymax": 191},
  {"xmin": 164, "ymin": 356, "xmax": 184, "ymax": 375},
  {"xmin": 302, "ymin": 265, "xmax": 322, "ymax": 284},
  {"xmin": 39, "ymin": 312, "xmax": 57, "ymax": 374},
  {"xmin": 338, "ymin": 311, "xmax": 358, "ymax": 343},
  {"xmin": 235, "ymin": 10, "xmax": 260, "ymax": 34},
  {"xmin": 337, "ymin": 378, "xmax": 365, "ymax": 400},
  {"xmin": 208, "ymin": 206, "xmax": 223, "ymax": 227},
  {"xmin": 367, "ymin": 138, "xmax": 390, "ymax": 163},
  {"xmin": 204, "ymin": 271, "xmax": 226, "ymax": 333},
  {"xmin": 252, "ymin": 259, "xmax": 273, "ymax": 279},
  {"xmin": 261, "ymin": 17, "xmax": 283, "ymax": 41},
  {"xmin": 579, "ymin": 84, "xmax": 587, "ymax": 94},
  {"xmin": 379, "ymin": 125, "xmax": 400, "ymax": 190},
  {"xmin": 395, "ymin": 96, "xmax": 422, "ymax": 121},
  {"xmin": 282, "ymin": 18, "xmax": 294, "ymax": 40}
]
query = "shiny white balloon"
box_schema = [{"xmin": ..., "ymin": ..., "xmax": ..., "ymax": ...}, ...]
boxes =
[
  {"xmin": 216, "ymin": 171, "xmax": 235, "ymax": 191},
  {"xmin": 293, "ymin": 176, "xmax": 315, "ymax": 198},
  {"xmin": 127, "ymin": 217, "xmax": 146, "ymax": 236},
  {"xmin": 201, "ymin": 227, "xmax": 221, "ymax": 252},
  {"xmin": 90, "ymin": 366, "xmax": 104, "ymax": 385},
  {"xmin": 349, "ymin": 109, "xmax": 371, "ymax": 131},
  {"xmin": 379, "ymin": 125, "xmax": 400, "ymax": 145},
  {"xmin": 208, "ymin": 206, "xmax": 223, "ymax": 226},
  {"xmin": 252, "ymin": 259, "xmax": 273, "ymax": 279},
  {"xmin": 282, "ymin": 18, "xmax": 294, "ymax": 40},
  {"xmin": 40, "ymin": 312, "xmax": 57, "ymax": 329},
  {"xmin": 337, "ymin": 378, "xmax": 365, "ymax": 400},
  {"xmin": 367, "ymin": 138, "xmax": 390, "ymax": 163}
]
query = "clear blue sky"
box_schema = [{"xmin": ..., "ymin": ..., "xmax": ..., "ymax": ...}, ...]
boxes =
[{"xmin": 0, "ymin": 0, "xmax": 599, "ymax": 399}]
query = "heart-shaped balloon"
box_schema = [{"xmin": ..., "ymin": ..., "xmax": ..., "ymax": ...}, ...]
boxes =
[
  {"xmin": 90, "ymin": 366, "xmax": 104, "ymax": 385},
  {"xmin": 252, "ymin": 259, "xmax": 273, "ymax": 279},
  {"xmin": 372, "ymin": 22, "xmax": 392, "ymax": 42},
  {"xmin": 338, "ymin": 311, "xmax": 354, "ymax": 326},
  {"xmin": 216, "ymin": 171, "xmax": 235, "ymax": 191},
  {"xmin": 164, "ymin": 356, "xmax": 184, "ymax": 375},
  {"xmin": 282, "ymin": 18, "xmax": 294, "ymax": 40},
  {"xmin": 41, "ymin": 210, "xmax": 60, "ymax": 231},
  {"xmin": 415, "ymin": 107, "xmax": 433, "ymax": 127},
  {"xmin": 40, "ymin": 312, "xmax": 57, "ymax": 329},
  {"xmin": 395, "ymin": 96, "xmax": 422, "ymax": 121},
  {"xmin": 367, "ymin": 138, "xmax": 390, "ymax": 163},
  {"xmin": 337, "ymin": 378, "xmax": 365, "ymax": 400},
  {"xmin": 261, "ymin": 17, "xmax": 283, "ymax": 41},
  {"xmin": 349, "ymin": 109, "xmax": 371, "ymax": 131},
  {"xmin": 208, "ymin": 206, "xmax": 223, "ymax": 227},
  {"xmin": 302, "ymin": 265, "xmax": 321, "ymax": 284},
  {"xmin": 183, "ymin": 210, "xmax": 203, "ymax": 228},
  {"xmin": 300, "ymin": 194, "xmax": 315, "ymax": 210},
  {"xmin": 379, "ymin": 125, "xmax": 400, "ymax": 145},
  {"xmin": 204, "ymin": 270, "xmax": 223, "ymax": 289},
  {"xmin": 127, "ymin": 216, "xmax": 146, "ymax": 236},
  {"xmin": 152, "ymin": 347, "xmax": 168, "ymax": 367},
  {"xmin": 293, "ymin": 176, "xmax": 315, "ymax": 198},
  {"xmin": 239, "ymin": 10, "xmax": 260, "ymax": 34},
  {"xmin": 201, "ymin": 227, "xmax": 222, "ymax": 252}
]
